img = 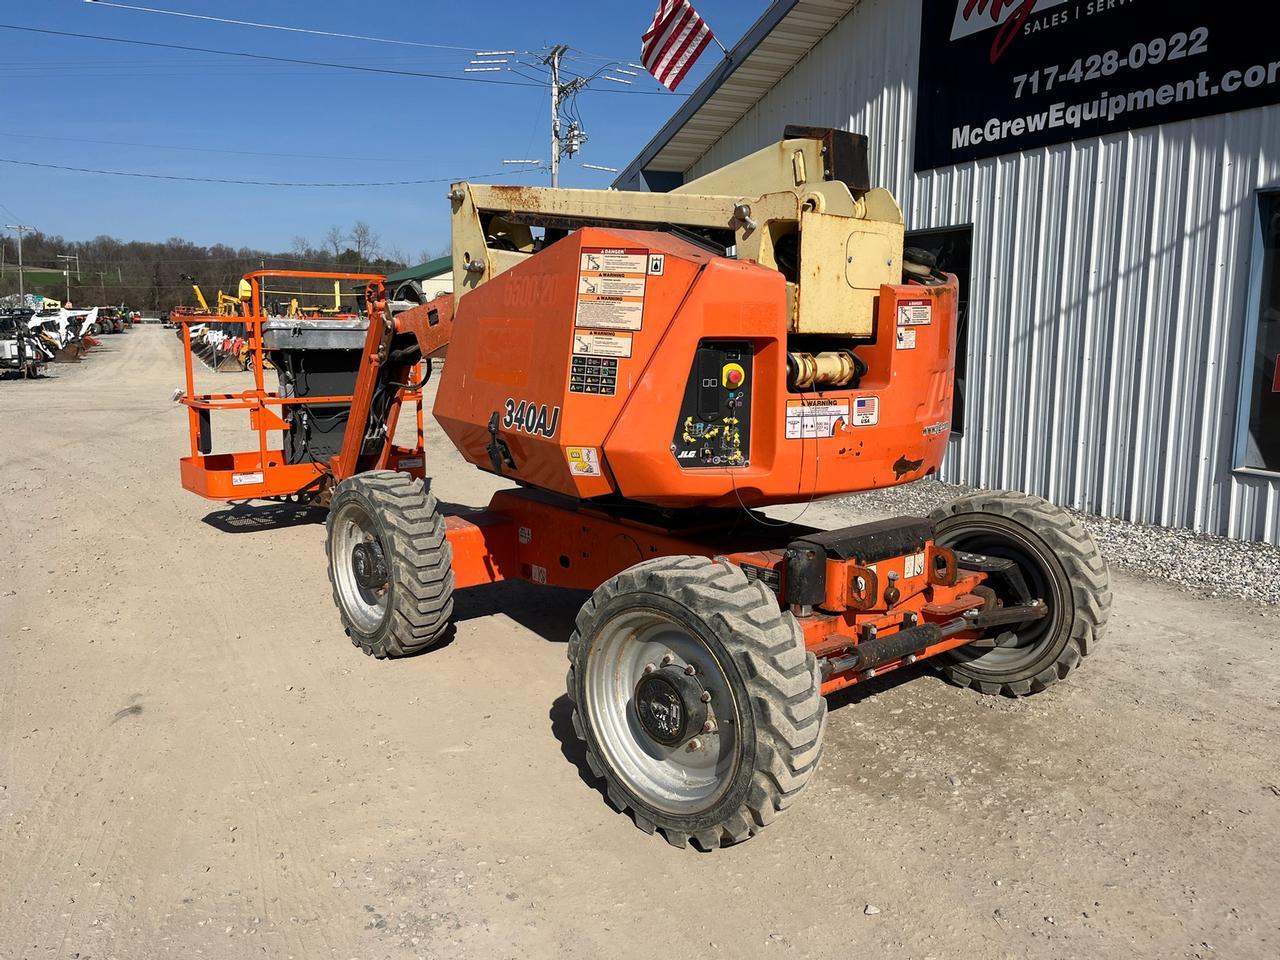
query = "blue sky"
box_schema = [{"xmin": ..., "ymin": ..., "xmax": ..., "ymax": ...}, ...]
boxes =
[{"xmin": 0, "ymin": 1, "xmax": 762, "ymax": 260}]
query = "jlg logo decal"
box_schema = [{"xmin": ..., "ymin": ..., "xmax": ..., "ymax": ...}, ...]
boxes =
[{"xmin": 503, "ymin": 398, "xmax": 561, "ymax": 438}]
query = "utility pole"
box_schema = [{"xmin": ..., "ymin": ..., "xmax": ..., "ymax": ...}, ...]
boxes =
[
  {"xmin": 57, "ymin": 254, "xmax": 79, "ymax": 304},
  {"xmin": 544, "ymin": 44, "xmax": 568, "ymax": 188},
  {"xmin": 485, "ymin": 47, "xmax": 637, "ymax": 185},
  {"xmin": 4, "ymin": 224, "xmax": 30, "ymax": 301}
]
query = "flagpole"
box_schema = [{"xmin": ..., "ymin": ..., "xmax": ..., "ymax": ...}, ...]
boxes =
[{"xmin": 711, "ymin": 34, "xmax": 730, "ymax": 59}]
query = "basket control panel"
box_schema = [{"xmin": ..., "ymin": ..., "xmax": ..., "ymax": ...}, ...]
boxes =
[{"xmin": 671, "ymin": 341, "xmax": 753, "ymax": 468}]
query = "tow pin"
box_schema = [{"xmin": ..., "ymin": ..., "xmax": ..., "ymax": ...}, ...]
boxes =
[{"xmin": 884, "ymin": 570, "xmax": 901, "ymax": 607}]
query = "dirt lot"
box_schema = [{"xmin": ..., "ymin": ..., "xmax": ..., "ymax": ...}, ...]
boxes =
[{"xmin": 2, "ymin": 328, "xmax": 1278, "ymax": 960}]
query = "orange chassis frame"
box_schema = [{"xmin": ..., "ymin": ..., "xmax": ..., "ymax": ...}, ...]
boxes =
[
  {"xmin": 179, "ymin": 277, "xmax": 997, "ymax": 696},
  {"xmin": 442, "ymin": 488, "xmax": 989, "ymax": 697}
]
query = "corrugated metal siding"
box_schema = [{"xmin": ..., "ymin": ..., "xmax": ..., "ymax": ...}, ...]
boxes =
[{"xmin": 683, "ymin": 0, "xmax": 1280, "ymax": 544}]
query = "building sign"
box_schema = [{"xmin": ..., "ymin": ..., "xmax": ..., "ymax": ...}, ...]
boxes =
[{"xmin": 915, "ymin": 1, "xmax": 1280, "ymax": 171}]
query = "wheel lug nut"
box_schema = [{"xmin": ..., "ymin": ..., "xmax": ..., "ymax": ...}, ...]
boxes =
[
  {"xmin": 683, "ymin": 664, "xmax": 696, "ymax": 675},
  {"xmin": 701, "ymin": 720, "xmax": 716, "ymax": 734},
  {"xmin": 699, "ymin": 691, "xmax": 712, "ymax": 702},
  {"xmin": 660, "ymin": 653, "xmax": 675, "ymax": 666},
  {"xmin": 686, "ymin": 738, "xmax": 702, "ymax": 751},
  {"xmin": 642, "ymin": 663, "xmax": 656, "ymax": 675}
]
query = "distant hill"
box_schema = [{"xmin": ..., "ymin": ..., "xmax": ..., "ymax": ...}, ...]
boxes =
[{"xmin": 0, "ymin": 224, "xmax": 411, "ymax": 310}]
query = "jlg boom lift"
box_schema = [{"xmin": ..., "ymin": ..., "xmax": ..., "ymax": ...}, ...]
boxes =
[{"xmin": 177, "ymin": 128, "xmax": 1109, "ymax": 849}]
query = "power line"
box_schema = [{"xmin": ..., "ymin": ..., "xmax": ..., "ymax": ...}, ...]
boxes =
[
  {"xmin": 0, "ymin": 24, "xmax": 537, "ymax": 88},
  {"xmin": 0, "ymin": 157, "xmax": 529, "ymax": 188},
  {"xmin": 83, "ymin": 1, "xmax": 487, "ymax": 52},
  {"xmin": 0, "ymin": 132, "xmax": 430, "ymax": 165},
  {"xmin": 0, "ymin": 24, "xmax": 683, "ymax": 96},
  {"xmin": 85, "ymin": 3, "xmax": 639, "ymax": 63}
]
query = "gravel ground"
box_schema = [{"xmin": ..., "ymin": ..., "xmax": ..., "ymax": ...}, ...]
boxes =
[
  {"xmin": 838, "ymin": 478, "xmax": 1280, "ymax": 607},
  {"xmin": 5, "ymin": 330, "xmax": 1280, "ymax": 960}
]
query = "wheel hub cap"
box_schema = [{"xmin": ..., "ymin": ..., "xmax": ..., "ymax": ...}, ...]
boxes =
[
  {"xmin": 350, "ymin": 540, "xmax": 388, "ymax": 591},
  {"xmin": 634, "ymin": 665, "xmax": 708, "ymax": 748}
]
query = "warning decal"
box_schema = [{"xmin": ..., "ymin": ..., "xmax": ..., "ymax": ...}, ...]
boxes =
[
  {"xmin": 232, "ymin": 471, "xmax": 264, "ymax": 486},
  {"xmin": 576, "ymin": 247, "xmax": 648, "ymax": 331},
  {"xmin": 566, "ymin": 446, "xmax": 603, "ymax": 477},
  {"xmin": 895, "ymin": 327, "xmax": 916, "ymax": 350},
  {"xmin": 785, "ymin": 398, "xmax": 850, "ymax": 439},
  {"xmin": 572, "ymin": 328, "xmax": 633, "ymax": 358},
  {"xmin": 897, "ymin": 299, "xmax": 932, "ymax": 326},
  {"xmin": 904, "ymin": 552, "xmax": 925, "ymax": 579}
]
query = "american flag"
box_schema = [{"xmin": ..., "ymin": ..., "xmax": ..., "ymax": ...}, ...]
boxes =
[{"xmin": 641, "ymin": 0, "xmax": 716, "ymax": 92}]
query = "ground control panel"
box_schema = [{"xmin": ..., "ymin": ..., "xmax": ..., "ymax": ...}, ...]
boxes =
[{"xmin": 671, "ymin": 341, "xmax": 753, "ymax": 468}]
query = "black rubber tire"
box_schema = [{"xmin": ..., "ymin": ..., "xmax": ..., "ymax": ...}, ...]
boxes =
[
  {"xmin": 325, "ymin": 470, "xmax": 454, "ymax": 658},
  {"xmin": 566, "ymin": 556, "xmax": 827, "ymax": 850},
  {"xmin": 930, "ymin": 490, "xmax": 1110, "ymax": 696}
]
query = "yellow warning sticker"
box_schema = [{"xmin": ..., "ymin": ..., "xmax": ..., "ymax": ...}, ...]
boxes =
[{"xmin": 565, "ymin": 446, "xmax": 603, "ymax": 477}]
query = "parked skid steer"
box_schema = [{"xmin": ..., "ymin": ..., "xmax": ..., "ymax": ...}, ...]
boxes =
[{"xmin": 176, "ymin": 128, "xmax": 1110, "ymax": 849}]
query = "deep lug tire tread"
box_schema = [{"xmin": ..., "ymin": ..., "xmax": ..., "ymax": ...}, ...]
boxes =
[
  {"xmin": 929, "ymin": 490, "xmax": 1110, "ymax": 697},
  {"xmin": 566, "ymin": 556, "xmax": 826, "ymax": 850},
  {"xmin": 325, "ymin": 470, "xmax": 454, "ymax": 658}
]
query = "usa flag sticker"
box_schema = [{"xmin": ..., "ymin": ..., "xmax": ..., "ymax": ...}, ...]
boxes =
[{"xmin": 853, "ymin": 396, "xmax": 880, "ymax": 427}]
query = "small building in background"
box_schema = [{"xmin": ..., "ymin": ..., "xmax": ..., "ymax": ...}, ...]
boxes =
[{"xmin": 384, "ymin": 255, "xmax": 453, "ymax": 310}]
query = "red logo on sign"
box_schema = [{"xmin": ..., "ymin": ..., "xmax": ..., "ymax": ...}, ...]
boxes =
[{"xmin": 959, "ymin": 0, "xmax": 1038, "ymax": 63}]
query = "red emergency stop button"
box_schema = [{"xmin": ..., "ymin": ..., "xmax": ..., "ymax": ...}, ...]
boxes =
[{"xmin": 722, "ymin": 362, "xmax": 746, "ymax": 389}]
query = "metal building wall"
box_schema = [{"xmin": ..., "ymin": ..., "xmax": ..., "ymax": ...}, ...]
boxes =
[{"xmin": 685, "ymin": 0, "xmax": 1280, "ymax": 544}]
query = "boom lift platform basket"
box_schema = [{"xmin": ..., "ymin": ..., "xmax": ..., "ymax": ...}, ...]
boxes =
[{"xmin": 173, "ymin": 270, "xmax": 428, "ymax": 502}]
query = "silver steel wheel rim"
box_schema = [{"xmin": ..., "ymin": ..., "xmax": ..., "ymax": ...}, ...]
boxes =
[
  {"xmin": 584, "ymin": 607, "xmax": 740, "ymax": 815},
  {"xmin": 332, "ymin": 500, "xmax": 389, "ymax": 634}
]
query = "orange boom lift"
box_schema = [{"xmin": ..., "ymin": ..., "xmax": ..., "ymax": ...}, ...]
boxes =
[{"xmin": 176, "ymin": 129, "xmax": 1109, "ymax": 849}]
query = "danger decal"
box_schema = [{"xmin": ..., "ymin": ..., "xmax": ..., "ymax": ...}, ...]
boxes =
[
  {"xmin": 897, "ymin": 299, "xmax": 932, "ymax": 326},
  {"xmin": 575, "ymin": 247, "xmax": 648, "ymax": 332}
]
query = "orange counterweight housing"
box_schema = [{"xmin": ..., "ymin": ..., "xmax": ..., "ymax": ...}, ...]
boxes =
[{"xmin": 433, "ymin": 227, "xmax": 958, "ymax": 509}]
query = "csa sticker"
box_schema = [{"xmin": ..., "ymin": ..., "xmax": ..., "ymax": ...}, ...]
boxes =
[{"xmin": 566, "ymin": 446, "xmax": 602, "ymax": 477}]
